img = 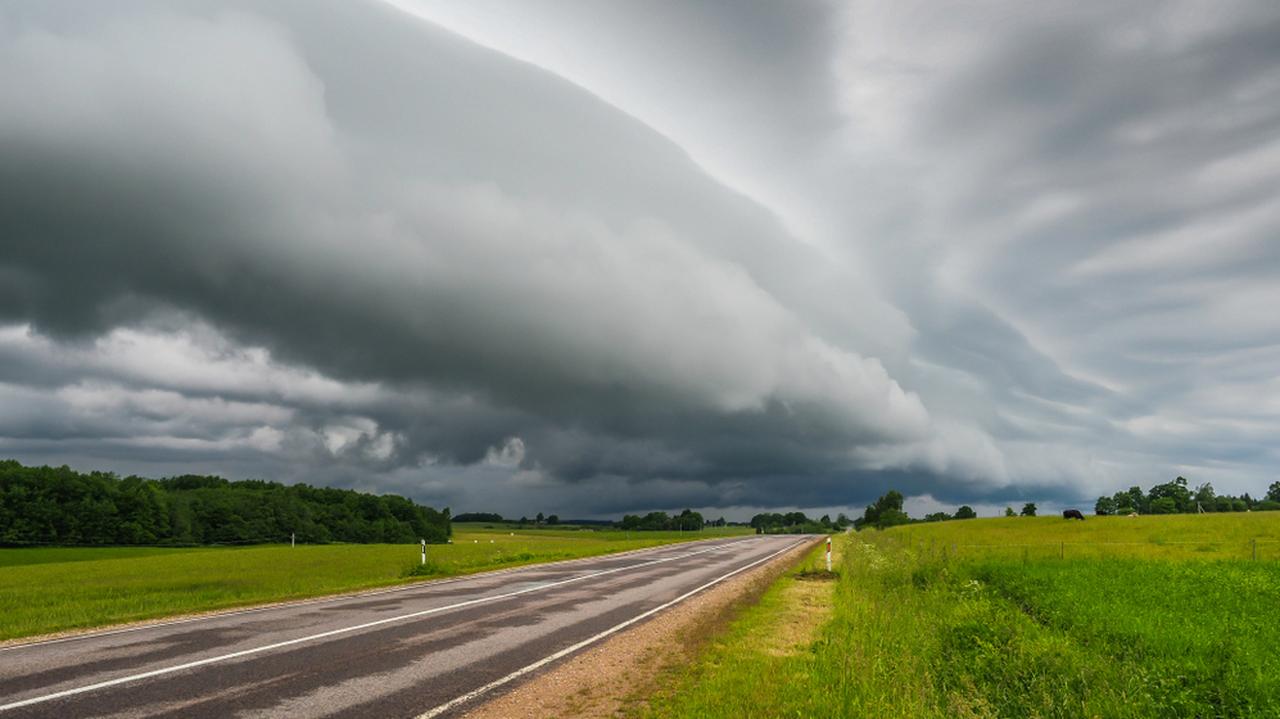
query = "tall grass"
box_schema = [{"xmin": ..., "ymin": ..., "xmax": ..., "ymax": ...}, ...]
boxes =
[
  {"xmin": 644, "ymin": 513, "xmax": 1280, "ymax": 718},
  {"xmin": 889, "ymin": 513, "xmax": 1280, "ymax": 561},
  {"xmin": 0, "ymin": 526, "xmax": 750, "ymax": 641}
]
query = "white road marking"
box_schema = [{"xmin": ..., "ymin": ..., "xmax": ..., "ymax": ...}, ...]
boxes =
[
  {"xmin": 0, "ymin": 538, "xmax": 768, "ymax": 713},
  {"xmin": 0, "ymin": 537, "xmax": 752, "ymax": 653},
  {"xmin": 416, "ymin": 538, "xmax": 811, "ymax": 719}
]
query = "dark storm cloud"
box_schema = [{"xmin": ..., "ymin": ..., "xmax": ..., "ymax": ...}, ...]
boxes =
[
  {"xmin": 0, "ymin": 0, "xmax": 932, "ymax": 515},
  {"xmin": 2, "ymin": 0, "xmax": 1278, "ymax": 517}
]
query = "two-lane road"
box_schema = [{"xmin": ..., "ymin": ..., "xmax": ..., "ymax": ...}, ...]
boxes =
[{"xmin": 0, "ymin": 535, "xmax": 808, "ymax": 718}]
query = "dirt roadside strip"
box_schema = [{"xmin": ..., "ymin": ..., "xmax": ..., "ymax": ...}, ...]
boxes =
[{"xmin": 460, "ymin": 536, "xmax": 822, "ymax": 719}]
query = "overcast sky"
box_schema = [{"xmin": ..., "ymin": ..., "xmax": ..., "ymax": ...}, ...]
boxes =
[{"xmin": 2, "ymin": 0, "xmax": 1278, "ymax": 519}]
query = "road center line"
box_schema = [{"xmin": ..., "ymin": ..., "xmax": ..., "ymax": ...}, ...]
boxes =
[
  {"xmin": 416, "ymin": 538, "xmax": 811, "ymax": 719},
  {"xmin": 0, "ymin": 537, "xmax": 768, "ymax": 713}
]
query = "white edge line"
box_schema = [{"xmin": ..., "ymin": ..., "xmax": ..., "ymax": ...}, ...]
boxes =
[
  {"xmin": 0, "ymin": 536, "xmax": 756, "ymax": 653},
  {"xmin": 0, "ymin": 538, "xmax": 766, "ymax": 713},
  {"xmin": 415, "ymin": 537, "xmax": 812, "ymax": 719}
]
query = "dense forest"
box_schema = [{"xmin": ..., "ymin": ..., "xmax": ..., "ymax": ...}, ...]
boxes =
[{"xmin": 0, "ymin": 460, "xmax": 450, "ymax": 546}]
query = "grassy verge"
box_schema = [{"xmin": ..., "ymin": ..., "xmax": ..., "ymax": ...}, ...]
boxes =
[
  {"xmin": 0, "ymin": 526, "xmax": 750, "ymax": 641},
  {"xmin": 644, "ymin": 514, "xmax": 1280, "ymax": 718},
  {"xmin": 639, "ymin": 538, "xmax": 839, "ymax": 718}
]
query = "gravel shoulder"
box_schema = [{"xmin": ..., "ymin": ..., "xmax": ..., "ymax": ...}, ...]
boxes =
[{"xmin": 460, "ymin": 537, "xmax": 821, "ymax": 719}]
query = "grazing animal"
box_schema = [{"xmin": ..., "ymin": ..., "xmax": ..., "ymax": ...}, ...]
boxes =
[{"xmin": 1062, "ymin": 509, "xmax": 1085, "ymax": 520}]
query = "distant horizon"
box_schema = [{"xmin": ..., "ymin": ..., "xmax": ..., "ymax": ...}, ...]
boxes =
[{"xmin": 12, "ymin": 456, "xmax": 1274, "ymax": 526}]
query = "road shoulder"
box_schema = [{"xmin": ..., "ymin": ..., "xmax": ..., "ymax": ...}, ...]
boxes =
[{"xmin": 460, "ymin": 536, "xmax": 820, "ymax": 719}]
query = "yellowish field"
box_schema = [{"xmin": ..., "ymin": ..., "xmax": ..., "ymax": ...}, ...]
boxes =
[
  {"xmin": 0, "ymin": 525, "xmax": 750, "ymax": 641},
  {"xmin": 886, "ymin": 511, "xmax": 1280, "ymax": 560}
]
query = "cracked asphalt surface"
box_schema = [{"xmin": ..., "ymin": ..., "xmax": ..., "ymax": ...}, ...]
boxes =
[{"xmin": 0, "ymin": 535, "xmax": 804, "ymax": 718}]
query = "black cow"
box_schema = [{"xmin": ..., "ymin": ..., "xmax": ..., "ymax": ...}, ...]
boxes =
[{"xmin": 1062, "ymin": 509, "xmax": 1085, "ymax": 520}]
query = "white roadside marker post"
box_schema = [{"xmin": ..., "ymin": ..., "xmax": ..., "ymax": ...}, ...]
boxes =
[
  {"xmin": 421, "ymin": 538, "xmax": 426, "ymax": 566},
  {"xmin": 291, "ymin": 532, "xmax": 295, "ymax": 549},
  {"xmin": 825, "ymin": 536, "xmax": 832, "ymax": 572}
]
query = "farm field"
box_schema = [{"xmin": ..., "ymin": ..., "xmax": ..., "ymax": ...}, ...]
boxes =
[
  {"xmin": 644, "ymin": 513, "xmax": 1280, "ymax": 719},
  {"xmin": 0, "ymin": 525, "xmax": 751, "ymax": 641}
]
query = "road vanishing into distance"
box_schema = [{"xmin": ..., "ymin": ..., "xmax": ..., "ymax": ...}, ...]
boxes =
[{"xmin": 0, "ymin": 535, "xmax": 807, "ymax": 718}]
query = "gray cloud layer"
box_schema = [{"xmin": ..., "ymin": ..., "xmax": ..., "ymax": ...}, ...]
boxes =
[{"xmin": 2, "ymin": 0, "xmax": 1278, "ymax": 517}]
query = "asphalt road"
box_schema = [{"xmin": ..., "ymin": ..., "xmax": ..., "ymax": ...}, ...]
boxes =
[{"xmin": 0, "ymin": 535, "xmax": 807, "ymax": 718}]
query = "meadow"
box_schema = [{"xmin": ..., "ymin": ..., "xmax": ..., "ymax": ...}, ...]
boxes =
[
  {"xmin": 0, "ymin": 524, "xmax": 750, "ymax": 641},
  {"xmin": 642, "ymin": 513, "xmax": 1280, "ymax": 719}
]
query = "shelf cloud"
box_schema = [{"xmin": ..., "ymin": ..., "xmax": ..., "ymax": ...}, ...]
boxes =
[{"xmin": 2, "ymin": 0, "xmax": 1278, "ymax": 517}]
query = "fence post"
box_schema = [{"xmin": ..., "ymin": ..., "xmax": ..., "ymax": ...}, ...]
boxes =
[
  {"xmin": 421, "ymin": 538, "xmax": 426, "ymax": 566},
  {"xmin": 826, "ymin": 536, "xmax": 832, "ymax": 572},
  {"xmin": 291, "ymin": 532, "xmax": 295, "ymax": 549},
  {"xmin": 1253, "ymin": 538, "xmax": 1257, "ymax": 561}
]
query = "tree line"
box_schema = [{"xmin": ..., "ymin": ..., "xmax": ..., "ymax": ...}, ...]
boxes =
[
  {"xmin": 618, "ymin": 509, "xmax": 714, "ymax": 531},
  {"xmin": 454, "ymin": 511, "xmax": 563, "ymax": 526},
  {"xmin": 453, "ymin": 510, "xmax": 730, "ymax": 531},
  {"xmin": 749, "ymin": 511, "xmax": 849, "ymax": 534},
  {"xmin": 852, "ymin": 476, "xmax": 1280, "ymax": 532},
  {"xmin": 1095, "ymin": 477, "xmax": 1280, "ymax": 515},
  {"xmin": 0, "ymin": 460, "xmax": 451, "ymax": 546},
  {"xmin": 858, "ymin": 491, "xmax": 1034, "ymax": 529}
]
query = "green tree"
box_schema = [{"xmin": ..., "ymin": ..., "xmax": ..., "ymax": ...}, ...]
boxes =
[
  {"xmin": 783, "ymin": 511, "xmax": 809, "ymax": 527},
  {"xmin": 1148, "ymin": 477, "xmax": 1192, "ymax": 513},
  {"xmin": 1149, "ymin": 497, "xmax": 1178, "ymax": 514},
  {"xmin": 1194, "ymin": 483, "xmax": 1216, "ymax": 511},
  {"xmin": 1114, "ymin": 486, "xmax": 1146, "ymax": 514},
  {"xmin": 955, "ymin": 505, "xmax": 977, "ymax": 519},
  {"xmin": 676, "ymin": 509, "xmax": 704, "ymax": 531},
  {"xmin": 1020, "ymin": 502, "xmax": 1037, "ymax": 517},
  {"xmin": 1095, "ymin": 496, "xmax": 1117, "ymax": 516},
  {"xmin": 1268, "ymin": 482, "xmax": 1280, "ymax": 503},
  {"xmin": 1004, "ymin": 506, "xmax": 1016, "ymax": 517},
  {"xmin": 860, "ymin": 490, "xmax": 910, "ymax": 529}
]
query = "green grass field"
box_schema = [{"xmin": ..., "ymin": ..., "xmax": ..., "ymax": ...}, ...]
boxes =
[
  {"xmin": 0, "ymin": 525, "xmax": 750, "ymax": 641},
  {"xmin": 644, "ymin": 514, "xmax": 1280, "ymax": 719}
]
